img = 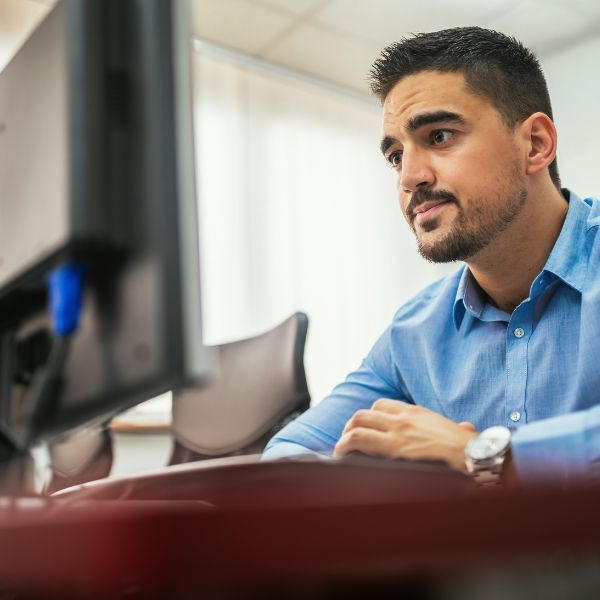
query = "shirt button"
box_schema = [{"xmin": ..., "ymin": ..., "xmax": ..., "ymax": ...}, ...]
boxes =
[
  {"xmin": 514, "ymin": 327, "xmax": 525, "ymax": 338},
  {"xmin": 510, "ymin": 411, "xmax": 521, "ymax": 422}
]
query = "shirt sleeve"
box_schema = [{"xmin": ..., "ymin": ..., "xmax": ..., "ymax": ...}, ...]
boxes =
[
  {"xmin": 262, "ymin": 321, "xmax": 410, "ymax": 460},
  {"xmin": 511, "ymin": 404, "xmax": 600, "ymax": 486}
]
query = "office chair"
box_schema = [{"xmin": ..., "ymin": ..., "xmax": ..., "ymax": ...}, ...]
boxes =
[
  {"xmin": 46, "ymin": 312, "xmax": 310, "ymax": 491},
  {"xmin": 169, "ymin": 312, "xmax": 310, "ymax": 464},
  {"xmin": 44, "ymin": 424, "xmax": 113, "ymax": 494}
]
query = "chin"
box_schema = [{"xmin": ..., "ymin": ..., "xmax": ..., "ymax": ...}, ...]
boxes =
[
  {"xmin": 417, "ymin": 229, "xmax": 463, "ymax": 263},
  {"xmin": 417, "ymin": 226, "xmax": 447, "ymax": 243}
]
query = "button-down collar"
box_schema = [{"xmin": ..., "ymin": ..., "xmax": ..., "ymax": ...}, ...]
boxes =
[
  {"xmin": 453, "ymin": 189, "xmax": 587, "ymax": 331},
  {"xmin": 542, "ymin": 190, "xmax": 590, "ymax": 295}
]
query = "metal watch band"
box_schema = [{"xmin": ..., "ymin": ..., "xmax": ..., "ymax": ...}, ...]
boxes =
[{"xmin": 465, "ymin": 427, "xmax": 512, "ymax": 487}]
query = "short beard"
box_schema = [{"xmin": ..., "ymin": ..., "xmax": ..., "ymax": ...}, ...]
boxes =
[{"xmin": 414, "ymin": 171, "xmax": 527, "ymax": 263}]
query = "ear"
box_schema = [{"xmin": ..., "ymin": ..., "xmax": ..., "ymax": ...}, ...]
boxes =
[{"xmin": 519, "ymin": 112, "xmax": 557, "ymax": 178}]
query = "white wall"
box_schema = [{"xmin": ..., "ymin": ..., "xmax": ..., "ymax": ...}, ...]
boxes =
[{"xmin": 542, "ymin": 35, "xmax": 600, "ymax": 199}]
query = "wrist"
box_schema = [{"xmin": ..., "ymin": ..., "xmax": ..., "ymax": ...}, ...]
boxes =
[
  {"xmin": 453, "ymin": 421, "xmax": 478, "ymax": 472},
  {"xmin": 450, "ymin": 430, "xmax": 478, "ymax": 471},
  {"xmin": 464, "ymin": 426, "xmax": 512, "ymax": 485}
]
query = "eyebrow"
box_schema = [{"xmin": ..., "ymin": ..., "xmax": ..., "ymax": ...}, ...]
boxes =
[
  {"xmin": 380, "ymin": 136, "xmax": 397, "ymax": 156},
  {"xmin": 406, "ymin": 110, "xmax": 466, "ymax": 132},
  {"xmin": 380, "ymin": 110, "xmax": 467, "ymax": 157}
]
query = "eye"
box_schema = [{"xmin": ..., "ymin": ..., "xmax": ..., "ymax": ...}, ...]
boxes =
[
  {"xmin": 388, "ymin": 150, "xmax": 403, "ymax": 168},
  {"xmin": 431, "ymin": 129, "xmax": 453, "ymax": 145}
]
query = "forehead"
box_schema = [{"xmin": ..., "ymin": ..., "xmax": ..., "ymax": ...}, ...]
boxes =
[{"xmin": 383, "ymin": 70, "xmax": 496, "ymax": 130}]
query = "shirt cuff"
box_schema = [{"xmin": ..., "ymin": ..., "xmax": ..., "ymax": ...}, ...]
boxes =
[
  {"xmin": 261, "ymin": 441, "xmax": 329, "ymax": 461},
  {"xmin": 511, "ymin": 410, "xmax": 588, "ymax": 487}
]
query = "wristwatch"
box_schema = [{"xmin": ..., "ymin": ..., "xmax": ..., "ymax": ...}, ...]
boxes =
[{"xmin": 464, "ymin": 425, "xmax": 512, "ymax": 486}]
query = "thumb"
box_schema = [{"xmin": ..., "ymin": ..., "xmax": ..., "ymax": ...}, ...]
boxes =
[{"xmin": 458, "ymin": 421, "xmax": 476, "ymax": 432}]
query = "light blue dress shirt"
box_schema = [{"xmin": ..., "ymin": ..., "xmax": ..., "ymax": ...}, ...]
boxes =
[{"xmin": 264, "ymin": 190, "xmax": 600, "ymax": 486}]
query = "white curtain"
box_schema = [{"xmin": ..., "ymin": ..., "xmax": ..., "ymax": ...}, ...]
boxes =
[{"xmin": 193, "ymin": 50, "xmax": 452, "ymax": 404}]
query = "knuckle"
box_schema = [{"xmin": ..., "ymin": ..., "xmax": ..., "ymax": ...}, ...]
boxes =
[
  {"xmin": 351, "ymin": 409, "xmax": 369, "ymax": 424},
  {"xmin": 350, "ymin": 409, "xmax": 367, "ymax": 422},
  {"xmin": 392, "ymin": 414, "xmax": 408, "ymax": 428},
  {"xmin": 372, "ymin": 398, "xmax": 388, "ymax": 410},
  {"xmin": 347, "ymin": 429, "xmax": 363, "ymax": 443}
]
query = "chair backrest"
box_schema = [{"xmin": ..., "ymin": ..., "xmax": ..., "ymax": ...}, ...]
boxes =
[
  {"xmin": 170, "ymin": 312, "xmax": 310, "ymax": 463},
  {"xmin": 45, "ymin": 424, "xmax": 113, "ymax": 494}
]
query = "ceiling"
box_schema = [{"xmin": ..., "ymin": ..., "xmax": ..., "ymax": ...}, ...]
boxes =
[
  {"xmin": 2, "ymin": 0, "xmax": 600, "ymax": 94},
  {"xmin": 190, "ymin": 0, "xmax": 600, "ymax": 94}
]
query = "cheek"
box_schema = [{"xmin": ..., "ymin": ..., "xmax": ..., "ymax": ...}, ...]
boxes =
[
  {"xmin": 430, "ymin": 155, "xmax": 485, "ymax": 200},
  {"xmin": 432, "ymin": 151, "xmax": 471, "ymax": 181},
  {"xmin": 393, "ymin": 175, "xmax": 414, "ymax": 227},
  {"xmin": 398, "ymin": 191, "xmax": 411, "ymax": 220},
  {"xmin": 395, "ymin": 173, "xmax": 403, "ymax": 194},
  {"xmin": 443, "ymin": 137, "xmax": 512, "ymax": 184}
]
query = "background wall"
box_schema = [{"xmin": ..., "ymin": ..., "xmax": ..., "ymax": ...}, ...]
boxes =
[{"xmin": 543, "ymin": 36, "xmax": 600, "ymax": 199}]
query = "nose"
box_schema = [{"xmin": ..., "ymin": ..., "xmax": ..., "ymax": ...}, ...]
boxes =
[{"xmin": 399, "ymin": 147, "xmax": 435, "ymax": 193}]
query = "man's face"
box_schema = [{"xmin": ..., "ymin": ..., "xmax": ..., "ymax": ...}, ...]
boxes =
[{"xmin": 381, "ymin": 70, "xmax": 528, "ymax": 262}]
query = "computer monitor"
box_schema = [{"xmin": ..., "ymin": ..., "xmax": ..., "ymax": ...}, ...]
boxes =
[{"xmin": 0, "ymin": 0, "xmax": 213, "ymax": 470}]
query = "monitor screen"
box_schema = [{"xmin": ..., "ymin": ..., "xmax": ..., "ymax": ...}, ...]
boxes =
[{"xmin": 0, "ymin": 0, "xmax": 213, "ymax": 463}]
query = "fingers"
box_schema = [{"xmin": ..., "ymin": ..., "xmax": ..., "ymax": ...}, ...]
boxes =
[
  {"xmin": 370, "ymin": 398, "xmax": 410, "ymax": 414},
  {"xmin": 334, "ymin": 427, "xmax": 389, "ymax": 459},
  {"xmin": 337, "ymin": 401, "xmax": 478, "ymax": 467},
  {"xmin": 341, "ymin": 408, "xmax": 391, "ymax": 435}
]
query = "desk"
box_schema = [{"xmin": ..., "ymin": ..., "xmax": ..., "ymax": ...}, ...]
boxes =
[{"xmin": 1, "ymin": 457, "xmax": 599, "ymax": 599}]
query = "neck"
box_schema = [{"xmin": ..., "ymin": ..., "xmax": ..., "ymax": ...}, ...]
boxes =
[{"xmin": 467, "ymin": 181, "xmax": 568, "ymax": 313}]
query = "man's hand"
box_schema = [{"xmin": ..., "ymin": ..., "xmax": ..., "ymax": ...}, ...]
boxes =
[{"xmin": 333, "ymin": 399, "xmax": 478, "ymax": 471}]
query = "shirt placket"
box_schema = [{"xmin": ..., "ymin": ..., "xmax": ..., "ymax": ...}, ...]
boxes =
[{"xmin": 505, "ymin": 301, "xmax": 534, "ymax": 427}]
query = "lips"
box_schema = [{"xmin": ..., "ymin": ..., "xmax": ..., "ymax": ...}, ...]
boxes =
[{"xmin": 413, "ymin": 200, "xmax": 450, "ymax": 219}]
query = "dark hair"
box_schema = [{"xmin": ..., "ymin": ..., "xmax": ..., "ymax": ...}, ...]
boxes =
[{"xmin": 369, "ymin": 27, "xmax": 560, "ymax": 189}]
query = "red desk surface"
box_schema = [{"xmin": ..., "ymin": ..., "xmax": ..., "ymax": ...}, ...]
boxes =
[{"xmin": 0, "ymin": 457, "xmax": 598, "ymax": 599}]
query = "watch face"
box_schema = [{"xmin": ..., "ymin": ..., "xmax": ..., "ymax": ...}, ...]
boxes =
[{"xmin": 468, "ymin": 426, "xmax": 511, "ymax": 461}]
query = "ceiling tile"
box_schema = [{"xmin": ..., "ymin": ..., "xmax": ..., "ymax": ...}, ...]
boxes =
[
  {"xmin": 191, "ymin": 0, "xmax": 294, "ymax": 55},
  {"xmin": 312, "ymin": 0, "xmax": 519, "ymax": 46},
  {"xmin": 486, "ymin": 0, "xmax": 592, "ymax": 55},
  {"xmin": 264, "ymin": 23, "xmax": 381, "ymax": 94}
]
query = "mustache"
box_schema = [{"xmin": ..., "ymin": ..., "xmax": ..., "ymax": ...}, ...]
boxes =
[{"xmin": 407, "ymin": 189, "xmax": 458, "ymax": 219}]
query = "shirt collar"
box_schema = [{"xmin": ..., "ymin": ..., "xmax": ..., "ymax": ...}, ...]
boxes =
[
  {"xmin": 453, "ymin": 189, "xmax": 587, "ymax": 331},
  {"xmin": 542, "ymin": 189, "xmax": 590, "ymax": 294},
  {"xmin": 453, "ymin": 265, "xmax": 482, "ymax": 330}
]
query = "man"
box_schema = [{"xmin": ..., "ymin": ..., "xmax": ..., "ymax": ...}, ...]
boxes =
[{"xmin": 263, "ymin": 27, "xmax": 600, "ymax": 486}]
